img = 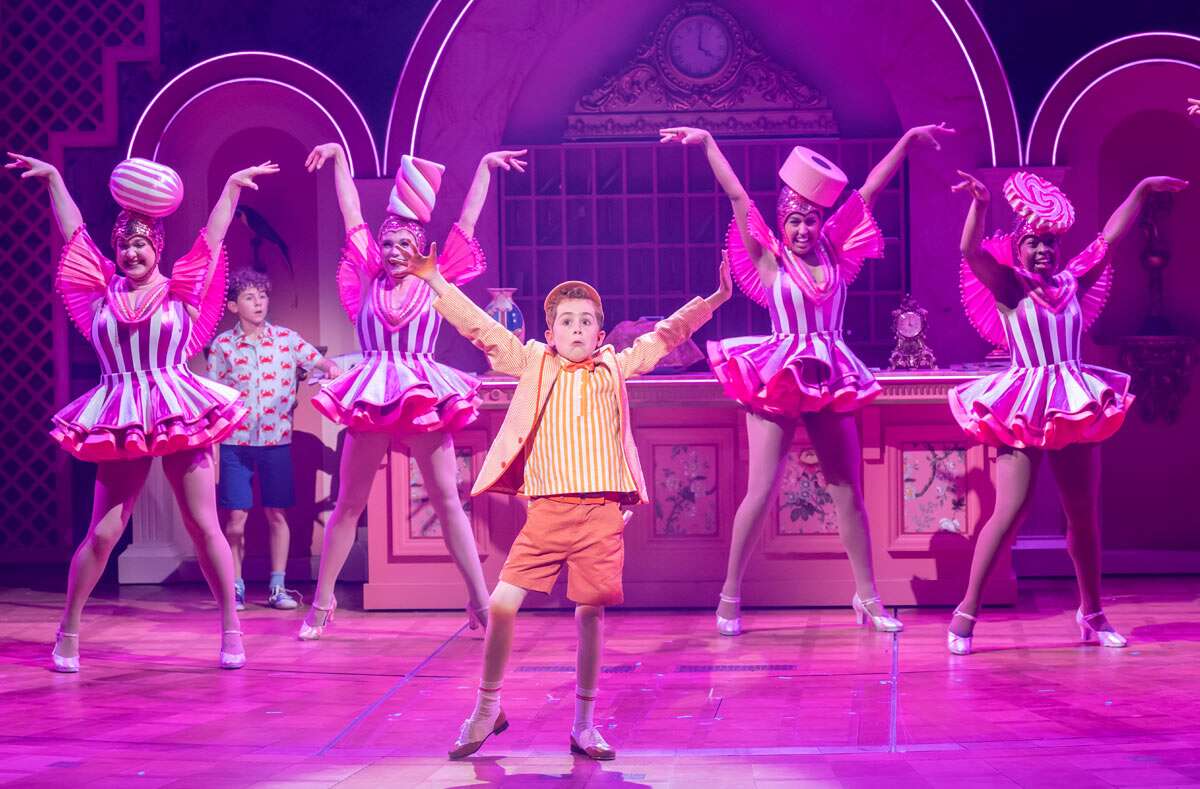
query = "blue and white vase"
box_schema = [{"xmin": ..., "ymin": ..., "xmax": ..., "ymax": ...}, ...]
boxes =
[{"xmin": 485, "ymin": 287, "xmax": 525, "ymax": 341}]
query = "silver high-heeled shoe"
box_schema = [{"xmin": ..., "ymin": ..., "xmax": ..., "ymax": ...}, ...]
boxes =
[
  {"xmin": 51, "ymin": 630, "xmax": 80, "ymax": 673},
  {"xmin": 947, "ymin": 608, "xmax": 976, "ymax": 655},
  {"xmin": 219, "ymin": 629, "xmax": 246, "ymax": 670},
  {"xmin": 298, "ymin": 597, "xmax": 337, "ymax": 641},
  {"xmin": 716, "ymin": 593, "xmax": 742, "ymax": 636},
  {"xmin": 852, "ymin": 594, "xmax": 904, "ymax": 632},
  {"xmin": 1076, "ymin": 609, "xmax": 1127, "ymax": 648}
]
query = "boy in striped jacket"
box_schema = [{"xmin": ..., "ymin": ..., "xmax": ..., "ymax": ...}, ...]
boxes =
[{"xmin": 404, "ymin": 245, "xmax": 731, "ymax": 760}]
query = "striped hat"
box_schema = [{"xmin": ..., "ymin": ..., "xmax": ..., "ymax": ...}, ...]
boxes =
[
  {"xmin": 387, "ymin": 154, "xmax": 445, "ymax": 224},
  {"xmin": 109, "ymin": 158, "xmax": 184, "ymax": 219}
]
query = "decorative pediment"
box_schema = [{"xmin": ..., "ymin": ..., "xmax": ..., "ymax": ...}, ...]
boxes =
[{"xmin": 565, "ymin": 2, "xmax": 837, "ymax": 140}]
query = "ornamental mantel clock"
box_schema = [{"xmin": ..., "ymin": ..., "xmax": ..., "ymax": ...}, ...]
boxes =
[{"xmin": 889, "ymin": 294, "xmax": 937, "ymax": 370}]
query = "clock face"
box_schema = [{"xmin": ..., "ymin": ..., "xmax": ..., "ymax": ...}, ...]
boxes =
[
  {"xmin": 667, "ymin": 15, "xmax": 731, "ymax": 79},
  {"xmin": 897, "ymin": 311, "xmax": 924, "ymax": 339}
]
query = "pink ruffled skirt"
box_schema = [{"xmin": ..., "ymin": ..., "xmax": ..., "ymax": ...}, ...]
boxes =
[
  {"xmin": 312, "ymin": 351, "xmax": 480, "ymax": 435},
  {"xmin": 52, "ymin": 364, "xmax": 247, "ymax": 462},
  {"xmin": 708, "ymin": 331, "xmax": 881, "ymax": 419},
  {"xmin": 949, "ymin": 361, "xmax": 1133, "ymax": 449}
]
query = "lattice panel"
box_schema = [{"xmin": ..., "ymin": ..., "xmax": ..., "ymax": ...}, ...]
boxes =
[
  {"xmin": 500, "ymin": 140, "xmax": 908, "ymax": 369},
  {"xmin": 0, "ymin": 0, "xmax": 150, "ymax": 558}
]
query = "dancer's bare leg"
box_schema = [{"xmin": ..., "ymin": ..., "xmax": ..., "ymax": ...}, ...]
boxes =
[
  {"xmin": 405, "ymin": 431, "xmax": 489, "ymax": 613},
  {"xmin": 1047, "ymin": 442, "xmax": 1113, "ymax": 629},
  {"xmin": 951, "ymin": 447, "xmax": 1041, "ymax": 637},
  {"xmin": 717, "ymin": 412, "xmax": 795, "ymax": 619},
  {"xmin": 803, "ymin": 411, "xmax": 882, "ymax": 613},
  {"xmin": 57, "ymin": 458, "xmax": 154, "ymax": 654},
  {"xmin": 162, "ymin": 448, "xmax": 242, "ymax": 653},
  {"xmin": 310, "ymin": 430, "xmax": 391, "ymax": 611}
]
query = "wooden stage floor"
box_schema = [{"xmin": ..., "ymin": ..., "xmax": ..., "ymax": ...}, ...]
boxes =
[{"xmin": 2, "ymin": 576, "xmax": 1199, "ymax": 787}]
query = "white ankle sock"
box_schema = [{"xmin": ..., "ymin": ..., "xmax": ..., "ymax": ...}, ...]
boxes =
[
  {"xmin": 573, "ymin": 685, "xmax": 597, "ymax": 731},
  {"xmin": 471, "ymin": 680, "xmax": 502, "ymax": 721}
]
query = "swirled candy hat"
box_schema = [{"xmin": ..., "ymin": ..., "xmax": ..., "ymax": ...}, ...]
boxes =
[{"xmin": 1003, "ymin": 171, "xmax": 1076, "ymax": 237}]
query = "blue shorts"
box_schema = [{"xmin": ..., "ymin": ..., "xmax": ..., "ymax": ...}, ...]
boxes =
[{"xmin": 217, "ymin": 444, "xmax": 295, "ymax": 510}]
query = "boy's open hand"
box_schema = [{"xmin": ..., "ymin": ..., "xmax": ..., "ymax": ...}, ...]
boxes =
[
  {"xmin": 705, "ymin": 250, "xmax": 734, "ymax": 311},
  {"xmin": 402, "ymin": 241, "xmax": 439, "ymax": 281}
]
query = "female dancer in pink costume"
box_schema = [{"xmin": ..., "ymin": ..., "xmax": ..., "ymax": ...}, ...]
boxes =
[
  {"xmin": 300, "ymin": 143, "xmax": 526, "ymax": 638},
  {"xmin": 947, "ymin": 169, "xmax": 1187, "ymax": 654},
  {"xmin": 7, "ymin": 152, "xmax": 278, "ymax": 671},
  {"xmin": 660, "ymin": 124, "xmax": 954, "ymax": 634}
]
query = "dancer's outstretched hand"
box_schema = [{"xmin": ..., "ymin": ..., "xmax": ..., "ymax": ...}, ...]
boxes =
[
  {"xmin": 1188, "ymin": 98, "xmax": 1200, "ymax": 118},
  {"xmin": 403, "ymin": 241, "xmax": 439, "ymax": 281},
  {"xmin": 951, "ymin": 170, "xmax": 989, "ymax": 202},
  {"xmin": 906, "ymin": 122, "xmax": 957, "ymax": 151},
  {"xmin": 229, "ymin": 162, "xmax": 280, "ymax": 190},
  {"xmin": 305, "ymin": 143, "xmax": 344, "ymax": 173},
  {"xmin": 1140, "ymin": 176, "xmax": 1189, "ymax": 193},
  {"xmin": 482, "ymin": 150, "xmax": 528, "ymax": 173},
  {"xmin": 6, "ymin": 152, "xmax": 58, "ymax": 180},
  {"xmin": 705, "ymin": 250, "xmax": 734, "ymax": 311},
  {"xmin": 659, "ymin": 127, "xmax": 711, "ymax": 145}
]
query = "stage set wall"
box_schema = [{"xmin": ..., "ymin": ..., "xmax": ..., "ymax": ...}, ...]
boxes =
[{"xmin": 4, "ymin": 0, "xmax": 1198, "ymax": 598}]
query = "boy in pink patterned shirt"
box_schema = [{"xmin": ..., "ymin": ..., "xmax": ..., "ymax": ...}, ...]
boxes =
[{"xmin": 208, "ymin": 269, "xmax": 340, "ymax": 610}]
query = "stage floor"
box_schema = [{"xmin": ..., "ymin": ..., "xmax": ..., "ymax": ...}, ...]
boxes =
[{"xmin": 2, "ymin": 577, "xmax": 1199, "ymax": 787}]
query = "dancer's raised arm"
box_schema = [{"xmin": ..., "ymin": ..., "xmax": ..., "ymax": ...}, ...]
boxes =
[
  {"xmin": 305, "ymin": 143, "xmax": 363, "ymax": 230},
  {"xmin": 860, "ymin": 123, "xmax": 956, "ymax": 207},
  {"xmin": 951, "ymin": 169, "xmax": 1016, "ymax": 301},
  {"xmin": 1101, "ymin": 176, "xmax": 1188, "ymax": 246},
  {"xmin": 458, "ymin": 150, "xmax": 527, "ymax": 237},
  {"xmin": 659, "ymin": 127, "xmax": 766, "ymax": 266},
  {"xmin": 6, "ymin": 152, "xmax": 83, "ymax": 238},
  {"xmin": 206, "ymin": 162, "xmax": 280, "ymax": 247}
]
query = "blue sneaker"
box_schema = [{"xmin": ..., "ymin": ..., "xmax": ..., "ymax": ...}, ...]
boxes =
[
  {"xmin": 234, "ymin": 585, "xmax": 246, "ymax": 612},
  {"xmin": 268, "ymin": 586, "xmax": 301, "ymax": 610}
]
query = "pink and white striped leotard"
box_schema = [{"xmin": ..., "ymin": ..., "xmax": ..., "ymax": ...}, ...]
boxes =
[
  {"xmin": 708, "ymin": 191, "xmax": 885, "ymax": 418},
  {"xmin": 312, "ymin": 222, "xmax": 485, "ymax": 434},
  {"xmin": 52, "ymin": 226, "xmax": 246, "ymax": 461},
  {"xmin": 950, "ymin": 233, "xmax": 1133, "ymax": 449}
]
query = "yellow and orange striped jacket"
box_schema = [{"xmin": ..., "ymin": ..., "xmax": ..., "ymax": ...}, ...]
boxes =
[{"xmin": 433, "ymin": 283, "xmax": 713, "ymax": 504}]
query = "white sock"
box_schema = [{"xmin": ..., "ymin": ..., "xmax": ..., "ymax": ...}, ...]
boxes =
[
  {"xmin": 471, "ymin": 680, "xmax": 502, "ymax": 722},
  {"xmin": 573, "ymin": 685, "xmax": 598, "ymax": 732}
]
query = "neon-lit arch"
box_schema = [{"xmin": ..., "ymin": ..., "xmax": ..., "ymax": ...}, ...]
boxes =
[
  {"xmin": 385, "ymin": 0, "xmax": 1022, "ymax": 171},
  {"xmin": 1027, "ymin": 33, "xmax": 1200, "ymax": 166},
  {"xmin": 129, "ymin": 51, "xmax": 380, "ymax": 177}
]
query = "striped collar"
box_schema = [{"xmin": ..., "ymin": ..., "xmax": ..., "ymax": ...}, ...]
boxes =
[
  {"xmin": 780, "ymin": 240, "xmax": 838, "ymax": 304},
  {"xmin": 1014, "ymin": 267, "xmax": 1077, "ymax": 315},
  {"xmin": 107, "ymin": 275, "xmax": 170, "ymax": 323}
]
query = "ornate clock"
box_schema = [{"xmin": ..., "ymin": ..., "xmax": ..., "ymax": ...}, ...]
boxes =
[
  {"xmin": 889, "ymin": 295, "xmax": 937, "ymax": 370},
  {"xmin": 566, "ymin": 2, "xmax": 837, "ymax": 140},
  {"xmin": 666, "ymin": 12, "xmax": 731, "ymax": 80}
]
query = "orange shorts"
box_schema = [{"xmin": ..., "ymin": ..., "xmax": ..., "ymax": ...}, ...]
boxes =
[{"xmin": 500, "ymin": 494, "xmax": 626, "ymax": 606}]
